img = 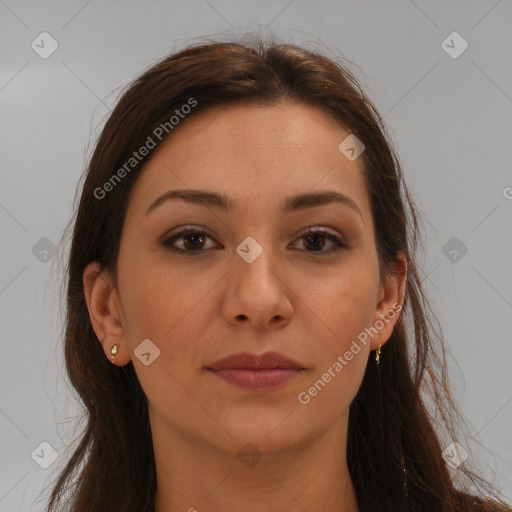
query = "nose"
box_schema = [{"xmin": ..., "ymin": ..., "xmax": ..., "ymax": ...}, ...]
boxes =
[{"xmin": 221, "ymin": 238, "xmax": 293, "ymax": 330}]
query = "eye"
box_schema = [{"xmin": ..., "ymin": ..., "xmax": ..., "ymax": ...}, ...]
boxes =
[
  {"xmin": 161, "ymin": 227, "xmax": 218, "ymax": 255},
  {"xmin": 160, "ymin": 226, "xmax": 348, "ymax": 256},
  {"xmin": 291, "ymin": 228, "xmax": 347, "ymax": 255}
]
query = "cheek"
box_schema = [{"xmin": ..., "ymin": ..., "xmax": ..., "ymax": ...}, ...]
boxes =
[
  {"xmin": 294, "ymin": 272, "xmax": 375, "ymax": 421},
  {"xmin": 299, "ymin": 263, "xmax": 378, "ymax": 350},
  {"xmin": 117, "ymin": 255, "xmax": 220, "ymax": 365},
  {"xmin": 293, "ymin": 260, "xmax": 377, "ymax": 406},
  {"xmin": 122, "ymin": 276, "xmax": 189, "ymax": 331},
  {"xmin": 116, "ymin": 263, "xmax": 216, "ymax": 410}
]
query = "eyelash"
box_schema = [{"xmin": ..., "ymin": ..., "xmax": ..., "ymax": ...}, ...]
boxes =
[{"xmin": 160, "ymin": 226, "xmax": 348, "ymax": 256}]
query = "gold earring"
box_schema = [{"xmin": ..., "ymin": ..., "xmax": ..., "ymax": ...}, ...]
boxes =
[
  {"xmin": 110, "ymin": 344, "xmax": 119, "ymax": 361},
  {"xmin": 375, "ymin": 345, "xmax": 381, "ymax": 364}
]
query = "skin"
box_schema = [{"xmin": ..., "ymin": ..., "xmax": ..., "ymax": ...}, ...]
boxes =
[{"xmin": 84, "ymin": 102, "xmax": 407, "ymax": 512}]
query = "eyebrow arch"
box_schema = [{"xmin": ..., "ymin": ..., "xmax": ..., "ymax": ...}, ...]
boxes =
[{"xmin": 144, "ymin": 188, "xmax": 364, "ymax": 223}]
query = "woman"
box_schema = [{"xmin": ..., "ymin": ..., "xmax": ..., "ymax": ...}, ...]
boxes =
[{"xmin": 44, "ymin": 39, "xmax": 510, "ymax": 511}]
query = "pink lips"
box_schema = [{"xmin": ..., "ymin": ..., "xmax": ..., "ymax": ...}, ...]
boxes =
[{"xmin": 206, "ymin": 351, "xmax": 306, "ymax": 391}]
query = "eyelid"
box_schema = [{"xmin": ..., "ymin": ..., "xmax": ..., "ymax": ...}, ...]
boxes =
[
  {"xmin": 160, "ymin": 224, "xmax": 216, "ymax": 242},
  {"xmin": 162, "ymin": 224, "xmax": 344, "ymax": 241},
  {"xmin": 293, "ymin": 225, "xmax": 344, "ymax": 241}
]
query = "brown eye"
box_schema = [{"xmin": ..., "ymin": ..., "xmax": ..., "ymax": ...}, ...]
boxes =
[
  {"xmin": 181, "ymin": 232, "xmax": 207, "ymax": 251},
  {"xmin": 161, "ymin": 226, "xmax": 347, "ymax": 256},
  {"xmin": 293, "ymin": 229, "xmax": 347, "ymax": 254},
  {"xmin": 161, "ymin": 228, "xmax": 217, "ymax": 255}
]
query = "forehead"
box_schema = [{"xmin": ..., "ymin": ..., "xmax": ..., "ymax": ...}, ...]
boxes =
[{"xmin": 127, "ymin": 102, "xmax": 370, "ymax": 219}]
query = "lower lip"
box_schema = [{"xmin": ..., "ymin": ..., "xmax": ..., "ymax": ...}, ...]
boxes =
[{"xmin": 206, "ymin": 368, "xmax": 304, "ymax": 391}]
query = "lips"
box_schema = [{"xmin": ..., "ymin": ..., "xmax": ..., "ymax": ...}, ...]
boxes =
[
  {"xmin": 207, "ymin": 351, "xmax": 305, "ymax": 371},
  {"xmin": 205, "ymin": 351, "xmax": 306, "ymax": 391}
]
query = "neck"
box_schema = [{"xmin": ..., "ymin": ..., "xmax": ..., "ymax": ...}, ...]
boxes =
[{"xmin": 152, "ymin": 410, "xmax": 358, "ymax": 512}]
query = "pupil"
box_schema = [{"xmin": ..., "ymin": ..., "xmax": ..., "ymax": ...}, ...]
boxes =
[
  {"xmin": 184, "ymin": 233, "xmax": 204, "ymax": 250},
  {"xmin": 305, "ymin": 234, "xmax": 325, "ymax": 251}
]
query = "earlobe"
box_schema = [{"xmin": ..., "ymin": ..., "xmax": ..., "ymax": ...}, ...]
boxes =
[
  {"xmin": 370, "ymin": 252, "xmax": 407, "ymax": 351},
  {"xmin": 83, "ymin": 262, "xmax": 131, "ymax": 366}
]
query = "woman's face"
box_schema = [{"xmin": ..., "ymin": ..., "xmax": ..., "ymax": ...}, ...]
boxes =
[{"xmin": 87, "ymin": 101, "xmax": 404, "ymax": 457}]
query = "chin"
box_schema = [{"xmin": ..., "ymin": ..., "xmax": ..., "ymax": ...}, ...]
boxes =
[{"xmin": 218, "ymin": 416, "xmax": 306, "ymax": 454}]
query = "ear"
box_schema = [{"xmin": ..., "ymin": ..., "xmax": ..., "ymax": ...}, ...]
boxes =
[
  {"xmin": 369, "ymin": 251, "xmax": 407, "ymax": 351},
  {"xmin": 83, "ymin": 262, "xmax": 131, "ymax": 366}
]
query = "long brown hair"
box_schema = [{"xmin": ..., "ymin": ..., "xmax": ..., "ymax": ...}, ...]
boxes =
[{"xmin": 44, "ymin": 37, "xmax": 510, "ymax": 512}]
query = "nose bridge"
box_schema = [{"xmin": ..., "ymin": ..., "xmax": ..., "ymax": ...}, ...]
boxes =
[
  {"xmin": 223, "ymin": 231, "xmax": 292, "ymax": 328},
  {"xmin": 234, "ymin": 233, "xmax": 277, "ymax": 287}
]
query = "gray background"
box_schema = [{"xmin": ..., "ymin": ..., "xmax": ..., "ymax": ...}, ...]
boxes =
[{"xmin": 1, "ymin": 1, "xmax": 511, "ymax": 510}]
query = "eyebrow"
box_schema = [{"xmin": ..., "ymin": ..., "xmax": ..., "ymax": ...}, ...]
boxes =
[{"xmin": 144, "ymin": 188, "xmax": 364, "ymax": 223}]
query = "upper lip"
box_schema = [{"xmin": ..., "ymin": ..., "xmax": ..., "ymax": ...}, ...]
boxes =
[{"xmin": 206, "ymin": 351, "xmax": 305, "ymax": 370}]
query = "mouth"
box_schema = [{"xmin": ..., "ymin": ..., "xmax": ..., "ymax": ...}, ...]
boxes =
[
  {"xmin": 205, "ymin": 351, "xmax": 306, "ymax": 391},
  {"xmin": 206, "ymin": 368, "xmax": 305, "ymax": 391}
]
